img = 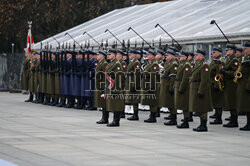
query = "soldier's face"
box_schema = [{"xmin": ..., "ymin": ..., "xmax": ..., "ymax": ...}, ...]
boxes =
[
  {"xmin": 129, "ymin": 53, "xmax": 136, "ymax": 60},
  {"xmin": 97, "ymin": 54, "xmax": 104, "ymax": 61},
  {"xmin": 67, "ymin": 54, "xmax": 72, "ymax": 59},
  {"xmin": 51, "ymin": 54, "xmax": 56, "ymax": 60},
  {"xmin": 108, "ymin": 53, "xmax": 115, "ymax": 60},
  {"xmin": 155, "ymin": 54, "xmax": 163, "ymax": 60},
  {"xmin": 116, "ymin": 53, "xmax": 122, "ymax": 61},
  {"xmin": 194, "ymin": 54, "xmax": 204, "ymax": 61},
  {"xmin": 188, "ymin": 55, "xmax": 193, "ymax": 61},
  {"xmin": 244, "ymin": 48, "xmax": 250, "ymax": 55},
  {"xmin": 235, "ymin": 51, "xmax": 242, "ymax": 57},
  {"xmin": 212, "ymin": 51, "xmax": 221, "ymax": 58},
  {"xmin": 136, "ymin": 54, "xmax": 141, "ymax": 59},
  {"xmin": 166, "ymin": 54, "xmax": 173, "ymax": 61},
  {"xmin": 123, "ymin": 56, "xmax": 127, "ymax": 60},
  {"xmin": 148, "ymin": 54, "xmax": 155, "ymax": 60},
  {"xmin": 225, "ymin": 49, "xmax": 234, "ymax": 56},
  {"xmin": 179, "ymin": 56, "xmax": 187, "ymax": 61}
]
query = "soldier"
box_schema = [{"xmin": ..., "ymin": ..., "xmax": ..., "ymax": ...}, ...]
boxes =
[
  {"xmin": 95, "ymin": 50, "xmax": 109, "ymax": 124},
  {"xmin": 237, "ymin": 41, "xmax": 250, "ymax": 131},
  {"xmin": 33, "ymin": 53, "xmax": 41, "ymax": 103},
  {"xmin": 42, "ymin": 51, "xmax": 50, "ymax": 105},
  {"xmin": 159, "ymin": 49, "xmax": 179, "ymax": 126},
  {"xmin": 53, "ymin": 51, "xmax": 62, "ymax": 106},
  {"xmin": 125, "ymin": 49, "xmax": 141, "ymax": 121},
  {"xmin": 47, "ymin": 52, "xmax": 56, "ymax": 106},
  {"xmin": 23, "ymin": 53, "xmax": 32, "ymax": 102},
  {"xmin": 209, "ymin": 47, "xmax": 225, "ymax": 125},
  {"xmin": 29, "ymin": 54, "xmax": 38, "ymax": 103},
  {"xmin": 85, "ymin": 51, "xmax": 98, "ymax": 110},
  {"xmin": 116, "ymin": 49, "xmax": 127, "ymax": 118},
  {"xmin": 39, "ymin": 51, "xmax": 46, "ymax": 104},
  {"xmin": 190, "ymin": 48, "xmax": 212, "ymax": 132},
  {"xmin": 105, "ymin": 49, "xmax": 124, "ymax": 127},
  {"xmin": 155, "ymin": 49, "xmax": 165, "ymax": 117},
  {"xmin": 220, "ymin": 44, "xmax": 239, "ymax": 128},
  {"xmin": 188, "ymin": 52, "xmax": 195, "ymax": 69},
  {"xmin": 175, "ymin": 50, "xmax": 192, "ymax": 128},
  {"xmin": 235, "ymin": 46, "xmax": 246, "ymax": 116},
  {"xmin": 141, "ymin": 49, "xmax": 159, "ymax": 123}
]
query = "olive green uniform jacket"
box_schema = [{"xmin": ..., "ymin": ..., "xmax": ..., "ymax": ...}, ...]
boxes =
[
  {"xmin": 47, "ymin": 60, "xmax": 56, "ymax": 95},
  {"xmin": 174, "ymin": 61, "xmax": 192, "ymax": 110},
  {"xmin": 223, "ymin": 54, "xmax": 239, "ymax": 109},
  {"xmin": 140, "ymin": 60, "xmax": 159, "ymax": 108},
  {"xmin": 34, "ymin": 60, "xmax": 40, "ymax": 93},
  {"xmin": 22, "ymin": 58, "xmax": 30, "ymax": 90},
  {"xmin": 209, "ymin": 57, "xmax": 225, "ymax": 108},
  {"xmin": 94, "ymin": 59, "xmax": 108, "ymax": 108},
  {"xmin": 237, "ymin": 55, "xmax": 250, "ymax": 112},
  {"xmin": 124, "ymin": 59, "xmax": 141, "ymax": 104},
  {"xmin": 105, "ymin": 59, "xmax": 124, "ymax": 112},
  {"xmin": 159, "ymin": 59, "xmax": 178, "ymax": 109},
  {"xmin": 189, "ymin": 59, "xmax": 212, "ymax": 113}
]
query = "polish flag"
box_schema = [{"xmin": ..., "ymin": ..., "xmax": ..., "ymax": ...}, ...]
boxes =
[{"xmin": 26, "ymin": 21, "xmax": 34, "ymax": 54}]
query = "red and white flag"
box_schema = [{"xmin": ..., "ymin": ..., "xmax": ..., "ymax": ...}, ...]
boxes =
[{"xmin": 26, "ymin": 21, "xmax": 34, "ymax": 53}]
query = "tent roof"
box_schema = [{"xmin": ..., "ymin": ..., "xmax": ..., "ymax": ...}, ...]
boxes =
[{"xmin": 33, "ymin": 0, "xmax": 250, "ymax": 50}]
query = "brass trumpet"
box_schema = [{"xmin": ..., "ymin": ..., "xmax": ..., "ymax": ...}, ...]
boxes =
[
  {"xmin": 233, "ymin": 56, "xmax": 244, "ymax": 84},
  {"xmin": 215, "ymin": 73, "xmax": 224, "ymax": 91}
]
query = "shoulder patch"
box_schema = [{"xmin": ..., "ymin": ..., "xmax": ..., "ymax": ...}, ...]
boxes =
[
  {"xmin": 136, "ymin": 65, "xmax": 140, "ymax": 68},
  {"xmin": 117, "ymin": 66, "xmax": 121, "ymax": 70},
  {"xmin": 205, "ymin": 68, "xmax": 209, "ymax": 72},
  {"xmin": 153, "ymin": 65, "xmax": 158, "ymax": 70},
  {"xmin": 174, "ymin": 66, "xmax": 178, "ymax": 70},
  {"xmin": 185, "ymin": 67, "xmax": 189, "ymax": 71},
  {"xmin": 123, "ymin": 64, "xmax": 126, "ymax": 68},
  {"xmin": 234, "ymin": 62, "xmax": 238, "ymax": 66}
]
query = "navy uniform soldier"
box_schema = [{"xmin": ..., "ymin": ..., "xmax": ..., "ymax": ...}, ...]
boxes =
[
  {"xmin": 116, "ymin": 49, "xmax": 128, "ymax": 118},
  {"xmin": 95, "ymin": 50, "xmax": 109, "ymax": 124},
  {"xmin": 160, "ymin": 49, "xmax": 179, "ymax": 126},
  {"xmin": 220, "ymin": 44, "xmax": 240, "ymax": 128},
  {"xmin": 174, "ymin": 50, "xmax": 192, "ymax": 129},
  {"xmin": 189, "ymin": 48, "xmax": 212, "ymax": 132},
  {"xmin": 105, "ymin": 49, "xmax": 124, "ymax": 127},
  {"xmin": 237, "ymin": 41, "xmax": 250, "ymax": 130},
  {"xmin": 141, "ymin": 49, "xmax": 160, "ymax": 123},
  {"xmin": 209, "ymin": 47, "xmax": 225, "ymax": 125},
  {"xmin": 125, "ymin": 49, "xmax": 141, "ymax": 121}
]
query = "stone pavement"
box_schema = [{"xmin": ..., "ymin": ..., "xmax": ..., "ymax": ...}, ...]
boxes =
[{"xmin": 0, "ymin": 92, "xmax": 250, "ymax": 166}]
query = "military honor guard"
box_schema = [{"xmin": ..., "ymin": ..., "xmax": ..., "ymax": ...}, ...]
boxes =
[{"xmin": 189, "ymin": 48, "xmax": 212, "ymax": 132}]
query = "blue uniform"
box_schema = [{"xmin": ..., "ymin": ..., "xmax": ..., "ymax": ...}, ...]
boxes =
[{"xmin": 85, "ymin": 58, "xmax": 98, "ymax": 97}]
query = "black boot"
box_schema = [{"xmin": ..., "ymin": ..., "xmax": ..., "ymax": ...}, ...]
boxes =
[
  {"xmin": 177, "ymin": 117, "xmax": 189, "ymax": 128},
  {"xmin": 120, "ymin": 111, "xmax": 125, "ymax": 118},
  {"xmin": 193, "ymin": 119, "xmax": 208, "ymax": 132},
  {"xmin": 209, "ymin": 112, "xmax": 217, "ymax": 119},
  {"xmin": 155, "ymin": 108, "xmax": 161, "ymax": 117},
  {"xmin": 127, "ymin": 110, "xmax": 139, "ymax": 121},
  {"xmin": 25, "ymin": 93, "xmax": 33, "ymax": 102},
  {"xmin": 164, "ymin": 113, "xmax": 175, "ymax": 120},
  {"xmin": 225, "ymin": 116, "xmax": 231, "ymax": 121},
  {"xmin": 144, "ymin": 111, "xmax": 156, "ymax": 123},
  {"xmin": 210, "ymin": 114, "xmax": 222, "ymax": 125},
  {"xmin": 50, "ymin": 98, "xmax": 58, "ymax": 106},
  {"xmin": 240, "ymin": 116, "xmax": 250, "ymax": 131},
  {"xmin": 223, "ymin": 115, "xmax": 238, "ymax": 128},
  {"xmin": 56, "ymin": 98, "xmax": 65, "ymax": 107},
  {"xmin": 97, "ymin": 109, "xmax": 109, "ymax": 124},
  {"xmin": 37, "ymin": 94, "xmax": 44, "ymax": 103},
  {"xmin": 107, "ymin": 112, "xmax": 121, "ymax": 127},
  {"xmin": 181, "ymin": 112, "xmax": 193, "ymax": 122},
  {"xmin": 48, "ymin": 98, "xmax": 55, "ymax": 106},
  {"xmin": 164, "ymin": 114, "xmax": 177, "ymax": 126},
  {"xmin": 42, "ymin": 96, "xmax": 50, "ymax": 105}
]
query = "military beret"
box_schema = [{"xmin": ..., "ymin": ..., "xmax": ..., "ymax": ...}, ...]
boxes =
[
  {"xmin": 98, "ymin": 50, "xmax": 107, "ymax": 57},
  {"xmin": 157, "ymin": 49, "xmax": 165, "ymax": 55},
  {"xmin": 212, "ymin": 46, "xmax": 222, "ymax": 53},
  {"xmin": 148, "ymin": 49, "xmax": 156, "ymax": 56},
  {"xmin": 195, "ymin": 48, "xmax": 206, "ymax": 56},
  {"xmin": 117, "ymin": 49, "xmax": 126, "ymax": 56},
  {"xmin": 188, "ymin": 52, "xmax": 194, "ymax": 57},
  {"xmin": 178, "ymin": 50, "xmax": 189, "ymax": 57},
  {"xmin": 236, "ymin": 47, "xmax": 243, "ymax": 52},
  {"xmin": 168, "ymin": 46, "xmax": 179, "ymax": 53},
  {"xmin": 86, "ymin": 50, "xmax": 97, "ymax": 55},
  {"xmin": 165, "ymin": 49, "xmax": 176, "ymax": 56},
  {"xmin": 128, "ymin": 49, "xmax": 137, "ymax": 54},
  {"xmin": 225, "ymin": 43, "xmax": 236, "ymax": 51},
  {"xmin": 107, "ymin": 48, "xmax": 116, "ymax": 54},
  {"xmin": 244, "ymin": 41, "xmax": 250, "ymax": 48}
]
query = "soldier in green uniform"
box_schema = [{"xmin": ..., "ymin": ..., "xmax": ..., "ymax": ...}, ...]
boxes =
[
  {"xmin": 141, "ymin": 49, "xmax": 160, "ymax": 123},
  {"xmin": 159, "ymin": 49, "xmax": 179, "ymax": 126},
  {"xmin": 125, "ymin": 49, "xmax": 141, "ymax": 121},
  {"xmin": 23, "ymin": 53, "xmax": 32, "ymax": 102},
  {"xmin": 95, "ymin": 50, "xmax": 109, "ymax": 124},
  {"xmin": 220, "ymin": 44, "xmax": 240, "ymax": 128},
  {"xmin": 237, "ymin": 41, "xmax": 250, "ymax": 131},
  {"xmin": 116, "ymin": 49, "xmax": 127, "ymax": 118},
  {"xmin": 190, "ymin": 48, "xmax": 212, "ymax": 132},
  {"xmin": 155, "ymin": 49, "xmax": 165, "ymax": 117},
  {"xmin": 105, "ymin": 49, "xmax": 124, "ymax": 127},
  {"xmin": 209, "ymin": 47, "xmax": 225, "ymax": 125},
  {"xmin": 28, "ymin": 54, "xmax": 38, "ymax": 102},
  {"xmin": 48, "ymin": 52, "xmax": 56, "ymax": 105},
  {"xmin": 175, "ymin": 50, "xmax": 192, "ymax": 128},
  {"xmin": 235, "ymin": 46, "xmax": 246, "ymax": 116},
  {"xmin": 53, "ymin": 52, "xmax": 61, "ymax": 106},
  {"xmin": 33, "ymin": 53, "xmax": 41, "ymax": 103}
]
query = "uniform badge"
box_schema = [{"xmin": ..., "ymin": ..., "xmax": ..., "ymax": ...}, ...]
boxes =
[
  {"xmin": 174, "ymin": 66, "xmax": 178, "ymax": 70},
  {"xmin": 117, "ymin": 67, "xmax": 121, "ymax": 70},
  {"xmin": 123, "ymin": 65, "xmax": 126, "ymax": 68},
  {"xmin": 221, "ymin": 66, "xmax": 224, "ymax": 69},
  {"xmin": 136, "ymin": 65, "xmax": 140, "ymax": 68},
  {"xmin": 205, "ymin": 68, "xmax": 209, "ymax": 72},
  {"xmin": 153, "ymin": 66, "xmax": 157, "ymax": 70},
  {"xmin": 185, "ymin": 68, "xmax": 189, "ymax": 71},
  {"xmin": 95, "ymin": 63, "xmax": 98, "ymax": 66},
  {"xmin": 235, "ymin": 62, "xmax": 238, "ymax": 66}
]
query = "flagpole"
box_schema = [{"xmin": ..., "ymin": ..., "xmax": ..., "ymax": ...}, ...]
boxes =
[{"xmin": 28, "ymin": 21, "xmax": 33, "ymax": 66}]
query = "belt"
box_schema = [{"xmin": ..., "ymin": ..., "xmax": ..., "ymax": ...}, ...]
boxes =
[{"xmin": 191, "ymin": 79, "xmax": 201, "ymax": 82}]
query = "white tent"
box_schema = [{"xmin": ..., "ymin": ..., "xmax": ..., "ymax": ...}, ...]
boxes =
[{"xmin": 33, "ymin": 0, "xmax": 250, "ymax": 50}]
